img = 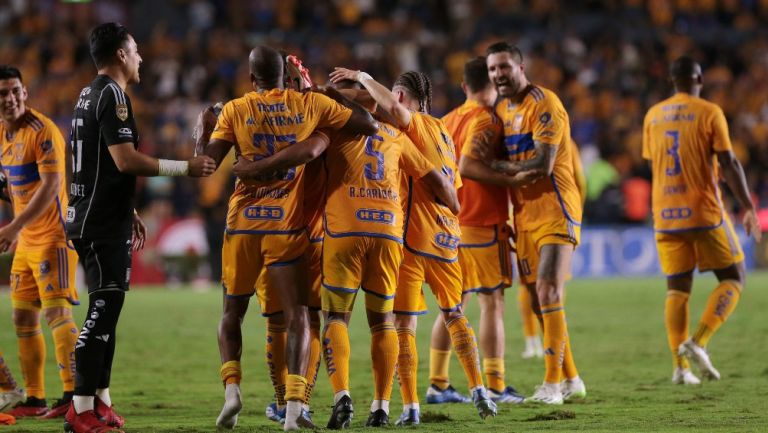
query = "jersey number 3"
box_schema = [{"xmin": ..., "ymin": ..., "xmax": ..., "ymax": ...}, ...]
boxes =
[{"xmin": 665, "ymin": 130, "xmax": 681, "ymax": 176}]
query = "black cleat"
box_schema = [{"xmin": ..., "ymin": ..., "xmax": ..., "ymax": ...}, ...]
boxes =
[
  {"xmin": 365, "ymin": 409, "xmax": 389, "ymax": 427},
  {"xmin": 327, "ymin": 395, "xmax": 354, "ymax": 429}
]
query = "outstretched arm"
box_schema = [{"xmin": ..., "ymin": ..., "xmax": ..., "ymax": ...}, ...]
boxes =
[
  {"xmin": 490, "ymin": 140, "xmax": 556, "ymax": 178},
  {"xmin": 717, "ymin": 150, "xmax": 762, "ymax": 241},
  {"xmin": 233, "ymin": 131, "xmax": 331, "ymax": 180},
  {"xmin": 330, "ymin": 68, "xmax": 412, "ymax": 129},
  {"xmin": 420, "ymin": 169, "xmax": 460, "ymax": 215},
  {"xmin": 460, "ymin": 155, "xmax": 542, "ymax": 187},
  {"xmin": 315, "ymin": 86, "xmax": 378, "ymax": 136}
]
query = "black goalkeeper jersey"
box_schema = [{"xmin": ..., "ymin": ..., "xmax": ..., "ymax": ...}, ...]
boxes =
[{"xmin": 66, "ymin": 75, "xmax": 138, "ymax": 241}]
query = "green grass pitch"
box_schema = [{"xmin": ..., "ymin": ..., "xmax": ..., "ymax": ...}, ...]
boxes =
[{"xmin": 1, "ymin": 272, "xmax": 767, "ymax": 432}]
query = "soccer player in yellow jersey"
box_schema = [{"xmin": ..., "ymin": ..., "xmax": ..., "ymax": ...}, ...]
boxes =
[
  {"xmin": 484, "ymin": 42, "xmax": 585, "ymax": 404},
  {"xmin": 233, "ymin": 77, "xmax": 459, "ymax": 428},
  {"xmin": 427, "ymin": 57, "xmax": 526, "ymax": 405},
  {"xmin": 0, "ymin": 65, "xmax": 80, "ymax": 418},
  {"xmin": 330, "ymin": 67, "xmax": 498, "ymax": 423},
  {"xmin": 642, "ymin": 56, "xmax": 761, "ymax": 384},
  {"xmin": 197, "ymin": 46, "xmax": 377, "ymax": 431}
]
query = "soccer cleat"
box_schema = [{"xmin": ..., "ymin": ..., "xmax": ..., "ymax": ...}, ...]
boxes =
[
  {"xmin": 672, "ymin": 368, "xmax": 701, "ymax": 385},
  {"xmin": 266, "ymin": 402, "xmax": 286, "ymax": 423},
  {"xmin": 39, "ymin": 397, "xmax": 71, "ymax": 419},
  {"xmin": 64, "ymin": 403, "xmax": 122, "ymax": 433},
  {"xmin": 95, "ymin": 397, "xmax": 125, "ymax": 428},
  {"xmin": 284, "ymin": 407, "xmax": 316, "ymax": 431},
  {"xmin": 216, "ymin": 383, "xmax": 243, "ymax": 430},
  {"xmin": 8, "ymin": 396, "xmax": 47, "ymax": 417},
  {"xmin": 561, "ymin": 377, "xmax": 587, "ymax": 401},
  {"xmin": 365, "ymin": 409, "xmax": 389, "ymax": 427},
  {"xmin": 526, "ymin": 382, "xmax": 564, "ymax": 405},
  {"xmin": 0, "ymin": 388, "xmax": 24, "ymax": 413},
  {"xmin": 489, "ymin": 386, "xmax": 525, "ymax": 404},
  {"xmin": 326, "ymin": 395, "xmax": 353, "ymax": 429},
  {"xmin": 394, "ymin": 407, "xmax": 420, "ymax": 426},
  {"xmin": 425, "ymin": 384, "xmax": 471, "ymax": 404},
  {"xmin": 679, "ymin": 339, "xmax": 720, "ymax": 381},
  {"xmin": 471, "ymin": 387, "xmax": 497, "ymax": 419},
  {"xmin": 285, "ymin": 55, "xmax": 313, "ymax": 91}
]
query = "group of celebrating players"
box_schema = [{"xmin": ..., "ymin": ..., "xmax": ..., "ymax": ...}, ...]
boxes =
[{"xmin": 0, "ymin": 20, "xmax": 760, "ymax": 433}]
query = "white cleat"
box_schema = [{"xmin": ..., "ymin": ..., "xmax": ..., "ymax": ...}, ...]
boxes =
[
  {"xmin": 561, "ymin": 377, "xmax": 587, "ymax": 401},
  {"xmin": 216, "ymin": 383, "xmax": 243, "ymax": 429},
  {"xmin": 0, "ymin": 388, "xmax": 24, "ymax": 413},
  {"xmin": 679, "ymin": 339, "xmax": 720, "ymax": 381},
  {"xmin": 522, "ymin": 337, "xmax": 544, "ymax": 359},
  {"xmin": 672, "ymin": 367, "xmax": 701, "ymax": 385},
  {"xmin": 525, "ymin": 382, "xmax": 564, "ymax": 405}
]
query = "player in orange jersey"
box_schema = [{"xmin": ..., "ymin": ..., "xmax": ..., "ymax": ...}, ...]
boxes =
[
  {"xmin": 483, "ymin": 42, "xmax": 585, "ymax": 404},
  {"xmin": 196, "ymin": 46, "xmax": 377, "ymax": 431},
  {"xmin": 0, "ymin": 65, "xmax": 80, "ymax": 419},
  {"xmin": 329, "ymin": 67, "xmax": 497, "ymax": 424},
  {"xmin": 643, "ymin": 56, "xmax": 761, "ymax": 385},
  {"xmin": 427, "ymin": 57, "xmax": 527, "ymax": 405}
]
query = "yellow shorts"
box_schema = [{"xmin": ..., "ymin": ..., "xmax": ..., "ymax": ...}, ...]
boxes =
[
  {"xmin": 221, "ymin": 231, "xmax": 308, "ymax": 298},
  {"xmin": 10, "ymin": 244, "xmax": 79, "ymax": 307},
  {"xmin": 516, "ymin": 218, "xmax": 580, "ymax": 286},
  {"xmin": 393, "ymin": 250, "xmax": 463, "ymax": 315},
  {"xmin": 459, "ymin": 225, "xmax": 513, "ymax": 295},
  {"xmin": 655, "ymin": 214, "xmax": 744, "ymax": 276},
  {"xmin": 322, "ymin": 235, "xmax": 402, "ymax": 314}
]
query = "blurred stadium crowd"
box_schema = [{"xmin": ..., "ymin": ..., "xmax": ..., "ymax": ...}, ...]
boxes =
[{"xmin": 1, "ymin": 0, "xmax": 767, "ymax": 226}]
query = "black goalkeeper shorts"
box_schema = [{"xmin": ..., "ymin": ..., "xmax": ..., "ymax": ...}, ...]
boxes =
[{"xmin": 72, "ymin": 238, "xmax": 132, "ymax": 293}]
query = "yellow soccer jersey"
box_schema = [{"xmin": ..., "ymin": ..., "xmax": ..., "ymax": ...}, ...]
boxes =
[
  {"xmin": 0, "ymin": 108, "xmax": 68, "ymax": 249},
  {"xmin": 324, "ymin": 121, "xmax": 434, "ymax": 241},
  {"xmin": 495, "ymin": 85, "xmax": 582, "ymax": 232},
  {"xmin": 211, "ymin": 89, "xmax": 352, "ymax": 234},
  {"xmin": 402, "ymin": 112, "xmax": 462, "ymax": 262},
  {"xmin": 303, "ymin": 156, "xmax": 326, "ymax": 242},
  {"xmin": 642, "ymin": 92, "xmax": 731, "ymax": 232},
  {"xmin": 442, "ymin": 99, "xmax": 509, "ymax": 227}
]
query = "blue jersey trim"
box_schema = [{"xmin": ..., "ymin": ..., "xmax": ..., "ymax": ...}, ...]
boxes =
[
  {"xmin": 550, "ymin": 174, "xmax": 582, "ymax": 227},
  {"xmin": 504, "ymin": 133, "xmax": 534, "ymax": 156},
  {"xmin": 322, "ymin": 282, "xmax": 358, "ymax": 294},
  {"xmin": 6, "ymin": 162, "xmax": 40, "ymax": 186},
  {"xmin": 267, "ymin": 255, "xmax": 302, "ymax": 267},
  {"xmin": 459, "ymin": 225, "xmax": 499, "ymax": 248},
  {"xmin": 393, "ymin": 310, "xmax": 429, "ymax": 316},
  {"xmin": 439, "ymin": 303, "xmax": 463, "ymax": 313},
  {"xmin": 360, "ymin": 286, "xmax": 395, "ymax": 300},
  {"xmin": 654, "ymin": 218, "xmax": 723, "ymax": 234},
  {"xmin": 462, "ymin": 282, "xmax": 506, "ymax": 295}
]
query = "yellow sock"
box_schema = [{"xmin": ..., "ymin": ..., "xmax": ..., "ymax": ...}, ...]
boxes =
[
  {"xmin": 220, "ymin": 360, "xmax": 241, "ymax": 386},
  {"xmin": 397, "ymin": 328, "xmax": 418, "ymax": 405},
  {"xmin": 266, "ymin": 323, "xmax": 287, "ymax": 406},
  {"xmin": 17, "ymin": 325, "xmax": 45, "ymax": 398},
  {"xmin": 693, "ymin": 280, "xmax": 741, "ymax": 347},
  {"xmin": 50, "ymin": 315, "xmax": 78, "ymax": 393},
  {"xmin": 370, "ymin": 322, "xmax": 398, "ymax": 401},
  {"xmin": 323, "ymin": 321, "xmax": 350, "ymax": 394},
  {"xmin": 518, "ymin": 287, "xmax": 538, "ymax": 337},
  {"xmin": 541, "ymin": 303, "xmax": 566, "ymax": 384},
  {"xmin": 561, "ymin": 331, "xmax": 579, "ymax": 380},
  {"xmin": 429, "ymin": 348, "xmax": 451, "ymax": 390},
  {"xmin": 665, "ymin": 290, "xmax": 690, "ymax": 369},
  {"xmin": 0, "ymin": 352, "xmax": 18, "ymax": 391},
  {"xmin": 483, "ymin": 357, "xmax": 505, "ymax": 392},
  {"xmin": 446, "ymin": 316, "xmax": 483, "ymax": 389},
  {"xmin": 304, "ymin": 326, "xmax": 321, "ymax": 405},
  {"xmin": 285, "ymin": 374, "xmax": 308, "ymax": 402}
]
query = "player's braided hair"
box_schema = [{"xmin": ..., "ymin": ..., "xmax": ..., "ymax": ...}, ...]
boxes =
[{"xmin": 394, "ymin": 71, "xmax": 433, "ymax": 114}]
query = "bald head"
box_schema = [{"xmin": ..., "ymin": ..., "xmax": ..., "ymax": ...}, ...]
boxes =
[
  {"xmin": 248, "ymin": 45, "xmax": 284, "ymax": 90},
  {"xmin": 670, "ymin": 56, "xmax": 702, "ymax": 95}
]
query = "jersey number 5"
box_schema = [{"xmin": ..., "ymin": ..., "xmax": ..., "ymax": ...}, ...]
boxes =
[
  {"xmin": 364, "ymin": 134, "xmax": 385, "ymax": 181},
  {"xmin": 665, "ymin": 130, "xmax": 681, "ymax": 176}
]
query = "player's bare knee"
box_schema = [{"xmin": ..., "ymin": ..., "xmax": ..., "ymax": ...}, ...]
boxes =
[
  {"xmin": 478, "ymin": 291, "xmax": 504, "ymax": 315},
  {"xmin": 12, "ymin": 308, "xmax": 39, "ymax": 327},
  {"xmin": 713, "ymin": 262, "xmax": 745, "ymax": 287},
  {"xmin": 666, "ymin": 272, "xmax": 693, "ymax": 293},
  {"xmin": 395, "ymin": 313, "xmax": 417, "ymax": 330},
  {"xmin": 326, "ymin": 311, "xmax": 351, "ymax": 326},
  {"xmin": 366, "ymin": 309, "xmax": 393, "ymax": 328},
  {"xmin": 266, "ymin": 313, "xmax": 286, "ymax": 327},
  {"xmin": 442, "ymin": 309, "xmax": 464, "ymax": 326},
  {"xmin": 42, "ymin": 306, "xmax": 71, "ymax": 325}
]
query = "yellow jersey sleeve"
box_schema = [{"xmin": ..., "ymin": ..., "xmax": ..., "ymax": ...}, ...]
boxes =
[
  {"xmin": 210, "ymin": 101, "xmax": 237, "ymax": 143},
  {"xmin": 399, "ymin": 136, "xmax": 434, "ymax": 179},
  {"xmin": 35, "ymin": 119, "xmax": 66, "ymax": 174},
  {"xmin": 460, "ymin": 109, "xmax": 502, "ymax": 160},
  {"xmin": 709, "ymin": 105, "xmax": 732, "ymax": 152},
  {"xmin": 641, "ymin": 110, "xmax": 652, "ymax": 160},
  {"xmin": 304, "ymin": 92, "xmax": 353, "ymax": 131},
  {"xmin": 531, "ymin": 96, "xmax": 566, "ymax": 146}
]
